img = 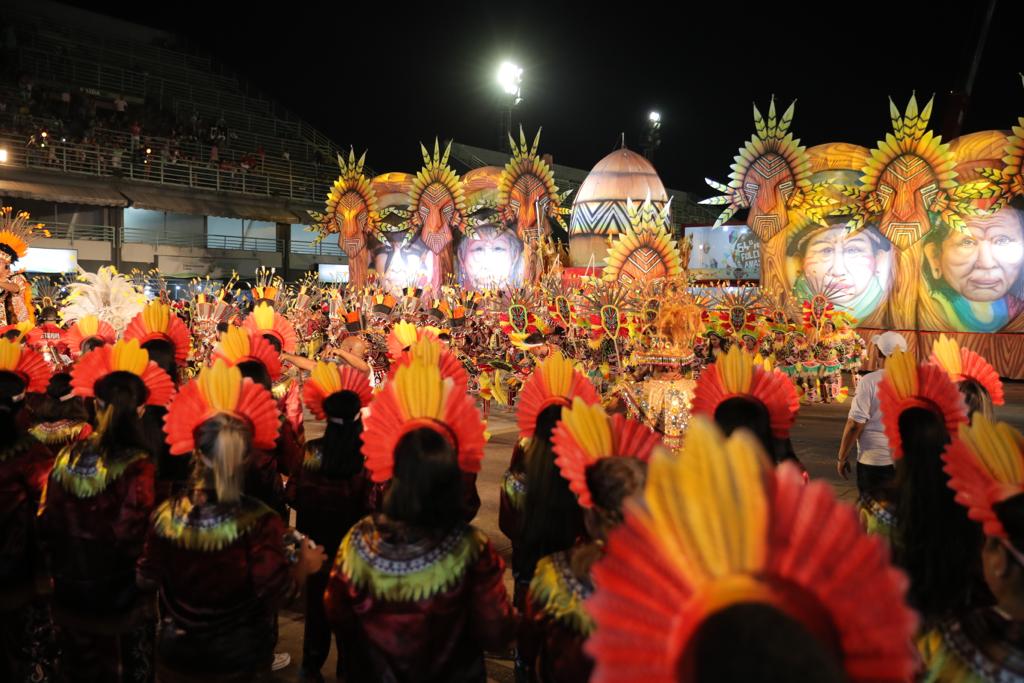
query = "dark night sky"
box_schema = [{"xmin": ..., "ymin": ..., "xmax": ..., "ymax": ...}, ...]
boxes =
[{"xmin": 68, "ymin": 1, "xmax": 1023, "ymax": 194}]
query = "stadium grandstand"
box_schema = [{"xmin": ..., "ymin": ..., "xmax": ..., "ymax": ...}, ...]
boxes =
[
  {"xmin": 0, "ymin": 0, "xmax": 346, "ymax": 281},
  {"xmin": 0, "ymin": 0, "xmax": 714, "ymax": 287}
]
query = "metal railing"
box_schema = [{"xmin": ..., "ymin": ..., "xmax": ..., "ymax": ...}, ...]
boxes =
[
  {"xmin": 123, "ymin": 227, "xmax": 283, "ymax": 253},
  {"xmin": 291, "ymin": 239, "xmax": 343, "ymax": 257},
  {"xmin": 39, "ymin": 222, "xmax": 116, "ymax": 242},
  {"xmin": 0, "ymin": 133, "xmax": 330, "ymax": 203},
  {"xmin": 35, "ymin": 223, "xmax": 339, "ymax": 258}
]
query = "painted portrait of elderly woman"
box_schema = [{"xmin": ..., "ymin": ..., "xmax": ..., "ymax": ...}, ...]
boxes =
[
  {"xmin": 457, "ymin": 225, "xmax": 525, "ymax": 290},
  {"xmin": 787, "ymin": 217, "xmax": 893, "ymax": 326},
  {"xmin": 920, "ymin": 200, "xmax": 1024, "ymax": 333}
]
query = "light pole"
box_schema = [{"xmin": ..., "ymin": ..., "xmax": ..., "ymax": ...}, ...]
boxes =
[
  {"xmin": 643, "ymin": 110, "xmax": 662, "ymax": 161},
  {"xmin": 496, "ymin": 61, "xmax": 523, "ymax": 152}
]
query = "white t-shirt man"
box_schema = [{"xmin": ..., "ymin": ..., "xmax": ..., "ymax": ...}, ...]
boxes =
[{"xmin": 846, "ymin": 368, "xmax": 892, "ymax": 466}]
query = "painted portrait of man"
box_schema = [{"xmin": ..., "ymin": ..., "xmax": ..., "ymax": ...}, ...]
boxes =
[
  {"xmin": 921, "ymin": 201, "xmax": 1024, "ymax": 332},
  {"xmin": 789, "ymin": 220, "xmax": 892, "ymax": 324},
  {"xmin": 457, "ymin": 225, "xmax": 524, "ymax": 290}
]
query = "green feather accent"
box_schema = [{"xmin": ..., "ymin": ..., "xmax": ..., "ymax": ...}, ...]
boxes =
[
  {"xmin": 502, "ymin": 469, "xmax": 526, "ymax": 511},
  {"xmin": 152, "ymin": 496, "xmax": 275, "ymax": 551},
  {"xmin": 50, "ymin": 444, "xmax": 147, "ymax": 499},
  {"xmin": 528, "ymin": 552, "xmax": 595, "ymax": 636},
  {"xmin": 338, "ymin": 520, "xmax": 487, "ymax": 602},
  {"xmin": 302, "ymin": 444, "xmax": 323, "ymax": 472},
  {"xmin": 29, "ymin": 421, "xmax": 89, "ymax": 447}
]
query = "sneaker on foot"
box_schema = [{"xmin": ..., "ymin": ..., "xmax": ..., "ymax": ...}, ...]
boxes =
[{"xmin": 272, "ymin": 652, "xmax": 292, "ymax": 671}]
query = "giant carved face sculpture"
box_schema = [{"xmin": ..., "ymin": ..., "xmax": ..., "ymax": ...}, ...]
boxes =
[
  {"xmin": 337, "ymin": 190, "xmax": 370, "ymax": 256},
  {"xmin": 873, "ymin": 155, "xmax": 940, "ymax": 248},
  {"xmin": 614, "ymin": 246, "xmax": 672, "ymax": 285},
  {"xmin": 417, "ymin": 183, "xmax": 457, "ymax": 255},
  {"xmin": 508, "ymin": 173, "xmax": 551, "ymax": 241},
  {"xmin": 744, "ymin": 152, "xmax": 796, "ymax": 241}
]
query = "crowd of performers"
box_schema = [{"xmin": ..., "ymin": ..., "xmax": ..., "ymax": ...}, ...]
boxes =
[{"xmin": 0, "ymin": 212, "xmax": 1024, "ymax": 682}]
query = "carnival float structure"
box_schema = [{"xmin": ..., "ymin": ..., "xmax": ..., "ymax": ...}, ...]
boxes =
[{"xmin": 307, "ymin": 89, "xmax": 1024, "ymax": 377}]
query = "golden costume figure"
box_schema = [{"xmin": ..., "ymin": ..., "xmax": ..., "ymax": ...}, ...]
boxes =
[{"xmin": 0, "ymin": 208, "xmax": 45, "ymax": 328}]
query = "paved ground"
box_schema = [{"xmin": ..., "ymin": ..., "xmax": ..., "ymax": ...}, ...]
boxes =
[{"xmin": 273, "ymin": 381, "xmax": 1024, "ymax": 681}]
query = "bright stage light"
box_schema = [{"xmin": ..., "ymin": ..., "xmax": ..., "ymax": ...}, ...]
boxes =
[
  {"xmin": 0, "ymin": 148, "xmax": 8, "ymax": 163},
  {"xmin": 497, "ymin": 61, "xmax": 523, "ymax": 99},
  {"xmin": 649, "ymin": 111, "xmax": 661, "ymax": 124}
]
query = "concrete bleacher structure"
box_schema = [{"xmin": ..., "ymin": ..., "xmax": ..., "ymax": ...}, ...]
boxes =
[{"xmin": 0, "ymin": 0, "xmax": 345, "ymax": 280}]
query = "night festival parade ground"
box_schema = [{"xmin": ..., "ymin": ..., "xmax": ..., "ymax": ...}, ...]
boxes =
[{"xmin": 2, "ymin": 1, "xmax": 1024, "ymax": 682}]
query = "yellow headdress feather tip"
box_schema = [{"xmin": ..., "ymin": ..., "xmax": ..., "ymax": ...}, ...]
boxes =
[
  {"xmin": 560, "ymin": 397, "xmax": 612, "ymax": 460},
  {"xmin": 540, "ymin": 351, "xmax": 573, "ymax": 397},
  {"xmin": 0, "ymin": 338, "xmax": 21, "ymax": 371},
  {"xmin": 220, "ymin": 326, "xmax": 252, "ymax": 361},
  {"xmin": 200, "ymin": 360, "xmax": 242, "ymax": 413},
  {"xmin": 393, "ymin": 356, "xmax": 445, "ymax": 421},
  {"xmin": 252, "ymin": 303, "xmax": 275, "ymax": 331},
  {"xmin": 78, "ymin": 315, "xmax": 99, "ymax": 338},
  {"xmin": 393, "ymin": 321, "xmax": 419, "ymax": 348},
  {"xmin": 144, "ymin": 301, "xmax": 170, "ymax": 332},
  {"xmin": 884, "ymin": 349, "xmax": 919, "ymax": 399},
  {"xmin": 646, "ymin": 416, "xmax": 769, "ymax": 581},
  {"xmin": 111, "ymin": 339, "xmax": 150, "ymax": 376},
  {"xmin": 311, "ymin": 361, "xmax": 342, "ymax": 395},
  {"xmin": 959, "ymin": 414, "xmax": 1024, "ymax": 484},
  {"xmin": 932, "ymin": 333, "xmax": 963, "ymax": 378},
  {"xmin": 718, "ymin": 346, "xmax": 755, "ymax": 394}
]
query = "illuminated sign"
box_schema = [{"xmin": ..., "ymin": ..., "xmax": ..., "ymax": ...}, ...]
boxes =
[
  {"xmin": 685, "ymin": 225, "xmax": 761, "ymax": 281},
  {"xmin": 319, "ymin": 264, "xmax": 350, "ymax": 283},
  {"xmin": 18, "ymin": 247, "xmax": 78, "ymax": 273}
]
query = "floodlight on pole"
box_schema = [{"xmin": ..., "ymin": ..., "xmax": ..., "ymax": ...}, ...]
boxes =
[
  {"xmin": 496, "ymin": 61, "xmax": 523, "ymax": 151},
  {"xmin": 643, "ymin": 110, "xmax": 663, "ymax": 161},
  {"xmin": 497, "ymin": 61, "xmax": 523, "ymax": 103}
]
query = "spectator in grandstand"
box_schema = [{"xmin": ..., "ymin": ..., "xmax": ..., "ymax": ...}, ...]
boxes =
[
  {"xmin": 129, "ymin": 121, "xmax": 141, "ymax": 151},
  {"xmin": 113, "ymin": 93, "xmax": 127, "ymax": 123}
]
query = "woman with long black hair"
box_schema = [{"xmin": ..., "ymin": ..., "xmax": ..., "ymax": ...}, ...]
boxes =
[
  {"xmin": 0, "ymin": 339, "xmax": 59, "ymax": 681},
  {"xmin": 286, "ymin": 361, "xmax": 375, "ymax": 682},
  {"xmin": 38, "ymin": 338, "xmax": 174, "ymax": 682},
  {"xmin": 123, "ymin": 301, "xmax": 191, "ymax": 503},
  {"xmin": 920, "ymin": 414, "xmax": 1024, "ymax": 679},
  {"xmin": 506, "ymin": 351, "xmax": 599, "ymax": 611},
  {"xmin": 520, "ymin": 399, "xmax": 657, "ymax": 682},
  {"xmin": 138, "ymin": 360, "xmax": 326, "ymax": 682},
  {"xmin": 325, "ymin": 353, "xmax": 516, "ymax": 682},
  {"xmin": 877, "ymin": 349, "xmax": 982, "ymax": 627}
]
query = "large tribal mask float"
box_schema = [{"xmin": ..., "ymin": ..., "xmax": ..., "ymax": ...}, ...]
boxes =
[
  {"xmin": 459, "ymin": 166, "xmax": 525, "ymax": 289},
  {"xmin": 497, "ymin": 128, "xmax": 569, "ymax": 280},
  {"xmin": 602, "ymin": 196, "xmax": 684, "ymax": 286},
  {"xmin": 309, "ymin": 149, "xmax": 380, "ymax": 289},
  {"xmin": 834, "ymin": 95, "xmax": 996, "ymax": 329},
  {"xmin": 702, "ymin": 98, "xmax": 813, "ymax": 294},
  {"xmin": 409, "ymin": 139, "xmax": 466, "ymax": 290}
]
